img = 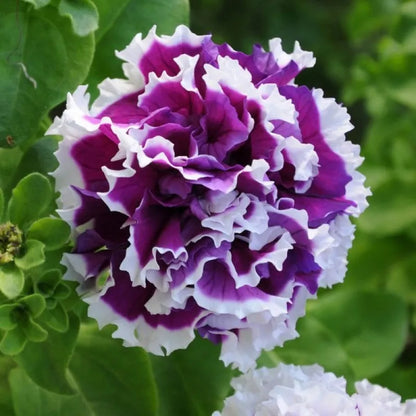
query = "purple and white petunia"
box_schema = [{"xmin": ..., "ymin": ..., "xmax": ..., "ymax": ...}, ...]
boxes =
[
  {"xmin": 49, "ymin": 25, "xmax": 370, "ymax": 370},
  {"xmin": 213, "ymin": 364, "xmax": 416, "ymax": 415}
]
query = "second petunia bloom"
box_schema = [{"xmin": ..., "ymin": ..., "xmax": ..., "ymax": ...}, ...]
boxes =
[{"xmin": 49, "ymin": 25, "xmax": 369, "ymax": 370}]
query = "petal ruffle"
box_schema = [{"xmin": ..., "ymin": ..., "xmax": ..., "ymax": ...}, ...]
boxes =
[{"xmin": 49, "ymin": 25, "xmax": 369, "ymax": 370}]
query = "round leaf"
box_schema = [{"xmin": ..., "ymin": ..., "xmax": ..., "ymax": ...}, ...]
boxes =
[
  {"xmin": 0, "ymin": 305, "xmax": 18, "ymax": 331},
  {"xmin": 20, "ymin": 294, "xmax": 46, "ymax": 318},
  {"xmin": 28, "ymin": 218, "xmax": 70, "ymax": 251},
  {"xmin": 0, "ymin": 327, "xmax": 27, "ymax": 356},
  {"xmin": 22, "ymin": 317, "xmax": 48, "ymax": 343},
  {"xmin": 14, "ymin": 239, "xmax": 45, "ymax": 270},
  {"xmin": 0, "ymin": 3, "xmax": 94, "ymax": 148},
  {"xmin": 7, "ymin": 173, "xmax": 52, "ymax": 229},
  {"xmin": 273, "ymin": 290, "xmax": 408, "ymax": 382},
  {"xmin": 0, "ymin": 264, "xmax": 24, "ymax": 299},
  {"xmin": 58, "ymin": 0, "xmax": 99, "ymax": 37},
  {"xmin": 260, "ymin": 315, "xmax": 355, "ymax": 383}
]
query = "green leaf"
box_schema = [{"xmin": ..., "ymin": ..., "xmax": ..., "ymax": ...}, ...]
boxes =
[
  {"xmin": 14, "ymin": 313, "xmax": 80, "ymax": 394},
  {"xmin": 0, "ymin": 2, "xmax": 95, "ymax": 148},
  {"xmin": 46, "ymin": 298, "xmax": 57, "ymax": 309},
  {"xmin": 53, "ymin": 282, "xmax": 71, "ymax": 300},
  {"xmin": 0, "ymin": 355, "xmax": 15, "ymax": 416},
  {"xmin": 0, "ymin": 263, "xmax": 24, "ymax": 299},
  {"xmin": 357, "ymin": 174, "xmax": 416, "ymax": 236},
  {"xmin": 0, "ymin": 188, "xmax": 4, "ymax": 222},
  {"xmin": 0, "ymin": 326, "xmax": 27, "ymax": 355},
  {"xmin": 8, "ymin": 173, "xmax": 52, "ymax": 229},
  {"xmin": 69, "ymin": 322, "xmax": 158, "ymax": 416},
  {"xmin": 36, "ymin": 269, "xmax": 61, "ymax": 296},
  {"xmin": 58, "ymin": 0, "xmax": 99, "ymax": 37},
  {"xmin": 40, "ymin": 302, "xmax": 69, "ymax": 333},
  {"xmin": 9, "ymin": 368, "xmax": 91, "ymax": 416},
  {"xmin": 260, "ymin": 315, "xmax": 355, "ymax": 383},
  {"xmin": 20, "ymin": 294, "xmax": 46, "ymax": 318},
  {"xmin": 0, "ymin": 304, "xmax": 18, "ymax": 331},
  {"xmin": 273, "ymin": 291, "xmax": 408, "ymax": 382},
  {"xmin": 12, "ymin": 136, "xmax": 59, "ymax": 185},
  {"xmin": 14, "ymin": 239, "xmax": 46, "ymax": 270},
  {"xmin": 87, "ymin": 0, "xmax": 189, "ymax": 95},
  {"xmin": 344, "ymin": 231, "xmax": 413, "ymax": 291},
  {"xmin": 0, "ymin": 147, "xmax": 23, "ymax": 198},
  {"xmin": 91, "ymin": 0, "xmax": 130, "ymax": 42},
  {"xmin": 22, "ymin": 0, "xmax": 51, "ymax": 8},
  {"xmin": 28, "ymin": 218, "xmax": 70, "ymax": 251},
  {"xmin": 21, "ymin": 317, "xmax": 48, "ymax": 343},
  {"xmin": 150, "ymin": 336, "xmax": 234, "ymax": 416},
  {"xmin": 31, "ymin": 249, "xmax": 68, "ymax": 280}
]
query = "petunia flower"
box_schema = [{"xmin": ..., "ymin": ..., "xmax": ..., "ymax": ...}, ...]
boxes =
[
  {"xmin": 353, "ymin": 380, "xmax": 416, "ymax": 416},
  {"xmin": 48, "ymin": 25, "xmax": 370, "ymax": 370},
  {"xmin": 213, "ymin": 364, "xmax": 416, "ymax": 415}
]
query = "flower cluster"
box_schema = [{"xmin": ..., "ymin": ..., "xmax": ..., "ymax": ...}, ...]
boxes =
[
  {"xmin": 213, "ymin": 364, "xmax": 416, "ymax": 415},
  {"xmin": 49, "ymin": 25, "xmax": 369, "ymax": 369}
]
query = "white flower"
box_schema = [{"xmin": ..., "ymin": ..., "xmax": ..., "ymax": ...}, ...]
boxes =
[{"xmin": 213, "ymin": 364, "xmax": 416, "ymax": 416}]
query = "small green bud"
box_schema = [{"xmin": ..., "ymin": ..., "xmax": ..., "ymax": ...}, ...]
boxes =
[{"xmin": 0, "ymin": 222, "xmax": 23, "ymax": 264}]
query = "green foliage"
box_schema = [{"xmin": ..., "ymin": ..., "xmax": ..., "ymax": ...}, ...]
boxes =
[
  {"xmin": 0, "ymin": 2, "xmax": 95, "ymax": 149},
  {"xmin": 12, "ymin": 136, "xmax": 59, "ymax": 186},
  {"xmin": 14, "ymin": 240, "xmax": 45, "ymax": 270},
  {"xmin": 0, "ymin": 295, "xmax": 47, "ymax": 355},
  {"xmin": 58, "ymin": 0, "xmax": 99, "ymax": 37},
  {"xmin": 22, "ymin": 0, "xmax": 51, "ymax": 8},
  {"xmin": 0, "ymin": 190, "xmax": 4, "ymax": 222},
  {"xmin": 0, "ymin": 356, "xmax": 14, "ymax": 416},
  {"xmin": 8, "ymin": 173, "xmax": 52, "ymax": 230},
  {"xmin": 0, "ymin": 265, "xmax": 24, "ymax": 300},
  {"xmin": 14, "ymin": 313, "xmax": 79, "ymax": 395},
  {"xmin": 27, "ymin": 219, "xmax": 70, "ymax": 251},
  {"xmin": 69, "ymin": 322, "xmax": 158, "ymax": 416},
  {"xmin": 9, "ymin": 368, "xmax": 90, "ymax": 416},
  {"xmin": 0, "ymin": 148, "xmax": 23, "ymax": 198},
  {"xmin": 261, "ymin": 291, "xmax": 408, "ymax": 388},
  {"xmin": 150, "ymin": 336, "xmax": 234, "ymax": 416}
]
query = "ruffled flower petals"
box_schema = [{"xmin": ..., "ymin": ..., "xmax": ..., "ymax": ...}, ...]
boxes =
[
  {"xmin": 193, "ymin": 258, "xmax": 289, "ymax": 319},
  {"xmin": 214, "ymin": 364, "xmax": 357, "ymax": 416},
  {"xmin": 51, "ymin": 25, "xmax": 369, "ymax": 370},
  {"xmin": 117, "ymin": 25, "xmax": 208, "ymax": 82},
  {"xmin": 214, "ymin": 364, "xmax": 416, "ymax": 415}
]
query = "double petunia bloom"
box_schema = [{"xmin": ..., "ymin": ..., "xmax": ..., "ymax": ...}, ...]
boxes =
[
  {"xmin": 213, "ymin": 364, "xmax": 416, "ymax": 415},
  {"xmin": 49, "ymin": 25, "xmax": 369, "ymax": 370}
]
